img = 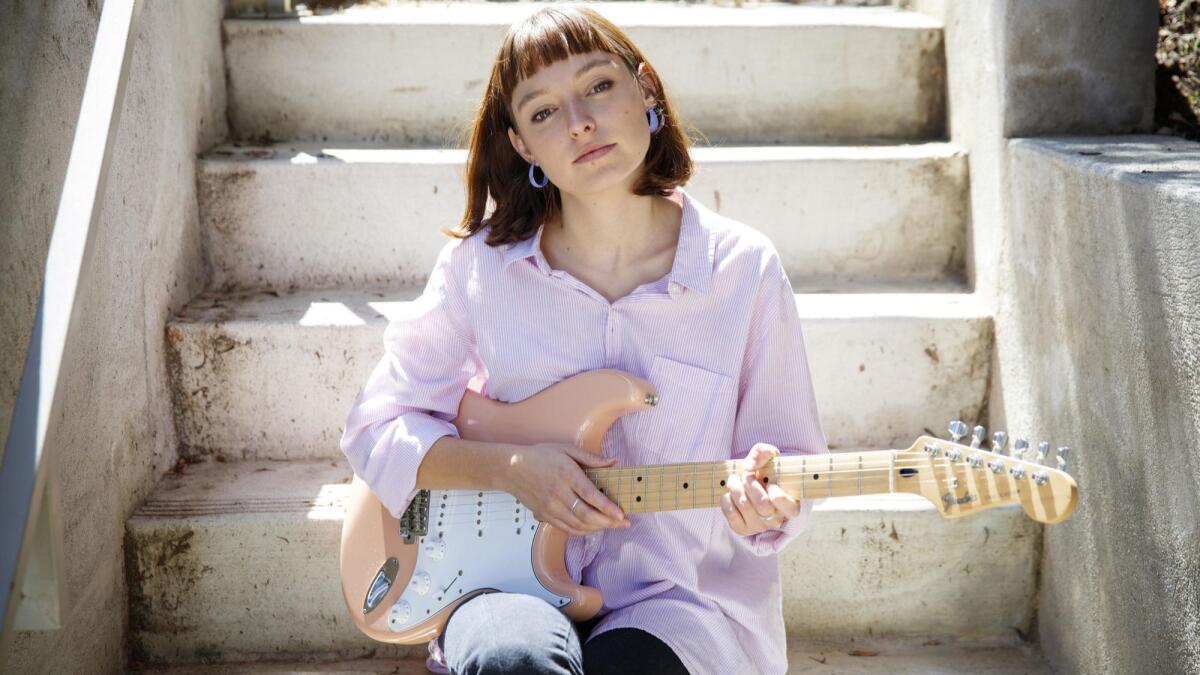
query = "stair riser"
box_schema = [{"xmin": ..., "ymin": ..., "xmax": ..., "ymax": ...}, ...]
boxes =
[
  {"xmin": 785, "ymin": 504, "xmax": 1039, "ymax": 639},
  {"xmin": 224, "ymin": 14, "xmax": 945, "ymax": 145},
  {"xmin": 198, "ymin": 147, "xmax": 967, "ymax": 291},
  {"xmin": 165, "ymin": 306, "xmax": 991, "ymax": 460},
  {"xmin": 126, "ymin": 515, "xmax": 419, "ymax": 664}
]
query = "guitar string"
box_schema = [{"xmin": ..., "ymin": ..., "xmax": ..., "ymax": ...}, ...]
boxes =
[
  {"xmin": 418, "ymin": 456, "xmax": 1043, "ymax": 511},
  {"xmin": 420, "ymin": 458, "xmax": 1042, "ymax": 510},
  {"xmin": 419, "ymin": 483, "xmax": 1028, "ymax": 528},
  {"xmin": 580, "ymin": 455, "xmax": 1042, "ymax": 478},
  {"xmin": 423, "ymin": 469, "xmax": 1023, "ymax": 508},
  {"xmin": 392, "ymin": 444, "xmax": 1042, "ymax": 511},
  {"xmin": 422, "ymin": 473, "xmax": 1035, "ymax": 522},
  {"xmin": 403, "ymin": 453, "xmax": 1043, "ymax": 512}
]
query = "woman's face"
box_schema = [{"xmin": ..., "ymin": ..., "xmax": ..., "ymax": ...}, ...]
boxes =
[{"xmin": 507, "ymin": 49, "xmax": 657, "ymax": 197}]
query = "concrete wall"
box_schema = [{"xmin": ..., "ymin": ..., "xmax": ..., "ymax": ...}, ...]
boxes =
[
  {"xmin": 1001, "ymin": 137, "xmax": 1200, "ymax": 675},
  {"xmin": 905, "ymin": 0, "xmax": 1192, "ymax": 672},
  {"xmin": 0, "ymin": 1, "xmax": 226, "ymax": 672},
  {"xmin": 906, "ymin": 0, "xmax": 1158, "ymax": 301}
]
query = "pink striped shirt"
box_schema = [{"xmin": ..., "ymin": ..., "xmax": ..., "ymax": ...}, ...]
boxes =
[{"xmin": 340, "ymin": 185, "xmax": 829, "ymax": 674}]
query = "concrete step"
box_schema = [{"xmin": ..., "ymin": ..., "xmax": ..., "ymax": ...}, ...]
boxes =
[
  {"xmin": 130, "ymin": 640, "xmax": 1053, "ymax": 674},
  {"xmin": 165, "ymin": 287, "xmax": 991, "ymax": 460},
  {"xmin": 198, "ymin": 142, "xmax": 968, "ymax": 292},
  {"xmin": 125, "ymin": 457, "xmax": 1039, "ymax": 665},
  {"xmin": 223, "ymin": 3, "xmax": 946, "ymax": 145}
]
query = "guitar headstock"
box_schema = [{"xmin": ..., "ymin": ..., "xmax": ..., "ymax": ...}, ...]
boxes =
[{"xmin": 894, "ymin": 421, "xmax": 1078, "ymax": 524}]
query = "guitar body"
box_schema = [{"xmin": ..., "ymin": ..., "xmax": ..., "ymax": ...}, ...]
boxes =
[{"xmin": 339, "ymin": 369, "xmax": 658, "ymax": 644}]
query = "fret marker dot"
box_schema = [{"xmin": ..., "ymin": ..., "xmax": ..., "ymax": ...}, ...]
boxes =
[
  {"xmin": 682, "ymin": 482, "xmax": 689, "ymax": 489},
  {"xmin": 636, "ymin": 496, "xmax": 642, "ymax": 502},
  {"xmin": 720, "ymin": 480, "xmax": 726, "ymax": 487}
]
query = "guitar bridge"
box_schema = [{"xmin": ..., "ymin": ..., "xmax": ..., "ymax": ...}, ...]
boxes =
[{"xmin": 398, "ymin": 490, "xmax": 430, "ymax": 544}]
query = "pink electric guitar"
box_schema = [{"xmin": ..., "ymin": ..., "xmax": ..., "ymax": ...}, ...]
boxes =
[{"xmin": 338, "ymin": 369, "xmax": 1078, "ymax": 644}]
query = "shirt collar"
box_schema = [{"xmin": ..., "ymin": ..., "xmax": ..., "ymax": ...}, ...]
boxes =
[{"xmin": 500, "ymin": 185, "xmax": 714, "ymax": 295}]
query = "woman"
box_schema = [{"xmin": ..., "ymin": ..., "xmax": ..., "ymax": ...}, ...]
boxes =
[{"xmin": 340, "ymin": 5, "xmax": 828, "ymax": 674}]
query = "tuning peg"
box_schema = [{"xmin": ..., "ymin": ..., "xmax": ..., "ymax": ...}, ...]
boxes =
[
  {"xmin": 1012, "ymin": 438, "xmax": 1030, "ymax": 461},
  {"xmin": 1056, "ymin": 446, "xmax": 1071, "ymax": 472},
  {"xmin": 948, "ymin": 420, "xmax": 968, "ymax": 443},
  {"xmin": 1036, "ymin": 441, "xmax": 1051, "ymax": 465},
  {"xmin": 991, "ymin": 431, "xmax": 1009, "ymax": 456},
  {"xmin": 970, "ymin": 425, "xmax": 986, "ymax": 448}
]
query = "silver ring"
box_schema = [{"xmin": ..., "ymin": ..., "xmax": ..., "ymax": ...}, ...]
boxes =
[
  {"xmin": 762, "ymin": 513, "xmax": 780, "ymax": 522},
  {"xmin": 570, "ymin": 497, "xmax": 582, "ymax": 514}
]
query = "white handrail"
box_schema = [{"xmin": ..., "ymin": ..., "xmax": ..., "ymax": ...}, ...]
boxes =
[{"xmin": 0, "ymin": 0, "xmax": 144, "ymax": 652}]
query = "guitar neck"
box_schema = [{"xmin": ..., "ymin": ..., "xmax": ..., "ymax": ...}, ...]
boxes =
[{"xmin": 583, "ymin": 450, "xmax": 902, "ymax": 515}]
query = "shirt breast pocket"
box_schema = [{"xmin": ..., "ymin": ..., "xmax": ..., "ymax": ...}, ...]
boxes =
[{"xmin": 633, "ymin": 355, "xmax": 737, "ymax": 464}]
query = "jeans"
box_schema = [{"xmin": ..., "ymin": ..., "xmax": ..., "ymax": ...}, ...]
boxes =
[{"xmin": 438, "ymin": 592, "xmax": 690, "ymax": 675}]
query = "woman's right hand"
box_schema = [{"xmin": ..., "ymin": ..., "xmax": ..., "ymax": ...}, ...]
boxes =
[{"xmin": 498, "ymin": 443, "xmax": 631, "ymax": 536}]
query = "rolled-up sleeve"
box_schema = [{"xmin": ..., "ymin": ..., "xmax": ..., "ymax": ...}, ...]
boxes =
[
  {"xmin": 731, "ymin": 251, "xmax": 830, "ymax": 556},
  {"xmin": 339, "ymin": 237, "xmax": 480, "ymax": 519}
]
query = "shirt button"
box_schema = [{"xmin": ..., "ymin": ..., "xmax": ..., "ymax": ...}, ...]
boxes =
[{"xmin": 668, "ymin": 282, "xmax": 681, "ymax": 296}]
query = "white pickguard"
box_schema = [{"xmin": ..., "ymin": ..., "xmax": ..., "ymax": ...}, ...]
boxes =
[{"xmin": 385, "ymin": 489, "xmax": 571, "ymax": 633}]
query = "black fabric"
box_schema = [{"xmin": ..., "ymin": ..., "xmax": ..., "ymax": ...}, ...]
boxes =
[{"xmin": 577, "ymin": 618, "xmax": 690, "ymax": 675}]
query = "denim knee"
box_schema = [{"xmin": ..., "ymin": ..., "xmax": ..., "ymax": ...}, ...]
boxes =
[{"xmin": 442, "ymin": 593, "xmax": 584, "ymax": 675}]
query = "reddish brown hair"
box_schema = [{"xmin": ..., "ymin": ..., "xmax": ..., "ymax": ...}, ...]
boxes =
[{"xmin": 443, "ymin": 4, "xmax": 698, "ymax": 246}]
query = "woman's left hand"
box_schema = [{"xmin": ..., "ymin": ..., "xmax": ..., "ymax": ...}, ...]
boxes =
[{"xmin": 722, "ymin": 443, "xmax": 801, "ymax": 536}]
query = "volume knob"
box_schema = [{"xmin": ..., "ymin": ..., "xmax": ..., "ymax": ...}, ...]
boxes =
[
  {"xmin": 409, "ymin": 571, "xmax": 432, "ymax": 595},
  {"xmin": 423, "ymin": 538, "xmax": 447, "ymax": 561},
  {"xmin": 388, "ymin": 600, "xmax": 412, "ymax": 629}
]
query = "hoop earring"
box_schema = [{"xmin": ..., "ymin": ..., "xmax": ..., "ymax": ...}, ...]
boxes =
[
  {"xmin": 528, "ymin": 160, "xmax": 548, "ymax": 189},
  {"xmin": 647, "ymin": 105, "xmax": 665, "ymax": 134}
]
